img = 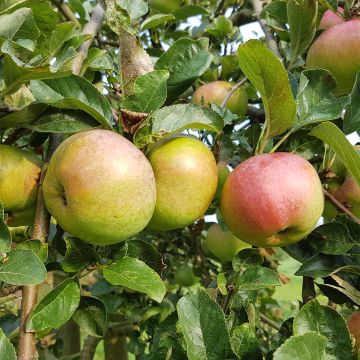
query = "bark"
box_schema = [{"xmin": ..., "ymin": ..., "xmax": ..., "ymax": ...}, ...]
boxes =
[{"xmin": 104, "ymin": 335, "xmax": 128, "ymax": 360}]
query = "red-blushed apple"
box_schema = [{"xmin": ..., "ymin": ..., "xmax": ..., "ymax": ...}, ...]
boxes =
[
  {"xmin": 334, "ymin": 176, "xmax": 360, "ymax": 217},
  {"xmin": 214, "ymin": 161, "xmax": 230, "ymax": 199},
  {"xmin": 319, "ymin": 8, "xmax": 344, "ymax": 30},
  {"xmin": 174, "ymin": 265, "xmax": 197, "ymax": 287},
  {"xmin": 0, "ymin": 145, "xmax": 42, "ymax": 214},
  {"xmin": 220, "ymin": 153, "xmax": 324, "ymax": 247},
  {"xmin": 147, "ymin": 135, "xmax": 217, "ymax": 231},
  {"xmin": 307, "ymin": 19, "xmax": 360, "ymax": 95},
  {"xmin": 206, "ymin": 223, "xmax": 251, "ymax": 261},
  {"xmin": 43, "ymin": 130, "xmax": 156, "ymax": 245},
  {"xmin": 192, "ymin": 80, "xmax": 248, "ymax": 116},
  {"xmin": 348, "ymin": 310, "xmax": 360, "ymax": 354}
]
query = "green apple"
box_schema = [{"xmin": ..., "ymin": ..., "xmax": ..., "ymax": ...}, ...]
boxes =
[
  {"xmin": 220, "ymin": 153, "xmax": 324, "ymax": 247},
  {"xmin": 214, "ymin": 161, "xmax": 230, "ymax": 199},
  {"xmin": 147, "ymin": 135, "xmax": 218, "ymax": 231},
  {"xmin": 192, "ymin": 80, "xmax": 248, "ymax": 116},
  {"xmin": 174, "ymin": 265, "xmax": 197, "ymax": 287},
  {"xmin": 43, "ymin": 130, "xmax": 156, "ymax": 245},
  {"xmin": 0, "ymin": 145, "xmax": 42, "ymax": 214},
  {"xmin": 9, "ymin": 226, "xmax": 29, "ymax": 243},
  {"xmin": 206, "ymin": 223, "xmax": 251, "ymax": 261}
]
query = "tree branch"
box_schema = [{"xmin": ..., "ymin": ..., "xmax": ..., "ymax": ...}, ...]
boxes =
[
  {"xmin": 302, "ymin": 276, "xmax": 316, "ymax": 305},
  {"xmin": 52, "ymin": 0, "xmax": 80, "ymax": 28},
  {"xmin": 220, "ymin": 77, "xmax": 248, "ymax": 108},
  {"xmin": 0, "ymin": 285, "xmax": 21, "ymax": 297},
  {"xmin": 79, "ymin": 336, "xmax": 101, "ymax": 360}
]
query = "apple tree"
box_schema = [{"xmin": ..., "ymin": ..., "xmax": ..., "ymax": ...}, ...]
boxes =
[{"xmin": 0, "ymin": 0, "xmax": 359, "ymax": 359}]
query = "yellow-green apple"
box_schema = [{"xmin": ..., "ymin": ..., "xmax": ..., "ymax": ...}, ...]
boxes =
[
  {"xmin": 192, "ymin": 80, "xmax": 248, "ymax": 116},
  {"xmin": 8, "ymin": 226, "xmax": 29, "ymax": 243},
  {"xmin": 214, "ymin": 162, "xmax": 230, "ymax": 199},
  {"xmin": 319, "ymin": 8, "xmax": 344, "ymax": 30},
  {"xmin": 147, "ymin": 135, "xmax": 217, "ymax": 231},
  {"xmin": 348, "ymin": 310, "xmax": 360, "ymax": 354},
  {"xmin": 0, "ymin": 145, "xmax": 42, "ymax": 217},
  {"xmin": 174, "ymin": 265, "xmax": 197, "ymax": 287},
  {"xmin": 206, "ymin": 223, "xmax": 251, "ymax": 261},
  {"xmin": 220, "ymin": 153, "xmax": 324, "ymax": 247},
  {"xmin": 43, "ymin": 130, "xmax": 156, "ymax": 245},
  {"xmin": 307, "ymin": 19, "xmax": 360, "ymax": 95}
]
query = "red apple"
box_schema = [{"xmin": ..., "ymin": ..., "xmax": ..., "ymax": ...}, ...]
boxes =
[
  {"xmin": 319, "ymin": 8, "xmax": 344, "ymax": 30},
  {"xmin": 220, "ymin": 153, "xmax": 324, "ymax": 247},
  {"xmin": 348, "ymin": 310, "xmax": 360, "ymax": 354},
  {"xmin": 334, "ymin": 176, "xmax": 360, "ymax": 217}
]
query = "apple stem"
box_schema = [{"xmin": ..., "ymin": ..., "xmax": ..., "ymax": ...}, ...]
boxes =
[{"xmin": 220, "ymin": 77, "xmax": 248, "ymax": 108}]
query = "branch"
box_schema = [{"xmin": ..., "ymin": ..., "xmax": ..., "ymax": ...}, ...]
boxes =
[
  {"xmin": 2, "ymin": 128, "xmax": 26, "ymax": 145},
  {"xmin": 80, "ymin": 336, "xmax": 101, "ymax": 360},
  {"xmin": 220, "ymin": 77, "xmax": 248, "ymax": 108},
  {"xmin": 302, "ymin": 276, "xmax": 316, "ymax": 305},
  {"xmin": 52, "ymin": 0, "xmax": 80, "ymax": 28},
  {"xmin": 260, "ymin": 314, "xmax": 281, "ymax": 330},
  {"xmin": 98, "ymin": 38, "xmax": 120, "ymax": 47},
  {"xmin": 0, "ymin": 105, "xmax": 16, "ymax": 113},
  {"xmin": 0, "ymin": 285, "xmax": 21, "ymax": 297},
  {"xmin": 323, "ymin": 189, "xmax": 360, "ymax": 225}
]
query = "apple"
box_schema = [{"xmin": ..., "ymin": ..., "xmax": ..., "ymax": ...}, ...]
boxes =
[
  {"xmin": 334, "ymin": 176, "xmax": 360, "ymax": 217},
  {"xmin": 220, "ymin": 153, "xmax": 324, "ymax": 247},
  {"xmin": 348, "ymin": 310, "xmax": 360, "ymax": 354},
  {"xmin": 8, "ymin": 226, "xmax": 29, "ymax": 243},
  {"xmin": 0, "ymin": 145, "xmax": 42, "ymax": 214},
  {"xmin": 214, "ymin": 161, "xmax": 230, "ymax": 199},
  {"xmin": 43, "ymin": 130, "xmax": 156, "ymax": 245},
  {"xmin": 192, "ymin": 80, "xmax": 248, "ymax": 116},
  {"xmin": 174, "ymin": 265, "xmax": 197, "ymax": 287},
  {"xmin": 206, "ymin": 223, "xmax": 251, "ymax": 261},
  {"xmin": 147, "ymin": 135, "xmax": 217, "ymax": 231},
  {"xmin": 307, "ymin": 19, "xmax": 360, "ymax": 95},
  {"xmin": 319, "ymin": 8, "xmax": 344, "ymax": 30},
  {"xmin": 6, "ymin": 207, "xmax": 36, "ymax": 227}
]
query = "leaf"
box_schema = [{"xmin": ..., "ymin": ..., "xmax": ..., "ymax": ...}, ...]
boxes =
[
  {"xmin": 273, "ymin": 332, "xmax": 326, "ymax": 360},
  {"xmin": 25, "ymin": 110, "xmax": 100, "ymax": 133},
  {"xmin": 344, "ymin": 72, "xmax": 360, "ymax": 134},
  {"xmin": 122, "ymin": 70, "xmax": 170, "ymax": 113},
  {"xmin": 29, "ymin": 75, "xmax": 113, "ymax": 128},
  {"xmin": 177, "ymin": 289, "xmax": 233, "ymax": 360},
  {"xmin": 117, "ymin": 0, "xmax": 148, "ymax": 20},
  {"xmin": 237, "ymin": 266, "xmax": 281, "ymax": 290},
  {"xmin": 49, "ymin": 21, "xmax": 77, "ymax": 56},
  {"xmin": 140, "ymin": 14, "xmax": 175, "ymax": 31},
  {"xmin": 0, "ymin": 329, "xmax": 16, "ymax": 360},
  {"xmin": 310, "ymin": 122, "xmax": 360, "ymax": 185},
  {"xmin": 80, "ymin": 48, "xmax": 113, "ymax": 75},
  {"xmin": 0, "ymin": 250, "xmax": 46, "ymax": 285},
  {"xmin": 72, "ymin": 296, "xmax": 107, "ymax": 337},
  {"xmin": 237, "ymin": 40, "xmax": 296, "ymax": 137},
  {"xmin": 0, "ymin": 203, "xmax": 11, "ymax": 254},
  {"xmin": 173, "ymin": 5, "xmax": 208, "ymax": 21},
  {"xmin": 295, "ymin": 70, "xmax": 350, "ymax": 130},
  {"xmin": 155, "ymin": 38, "xmax": 213, "ymax": 101},
  {"xmin": 232, "ymin": 249, "xmax": 263, "ymax": 272},
  {"xmin": 27, "ymin": 278, "xmax": 80, "ymax": 332},
  {"xmin": 103, "ymin": 257, "xmax": 166, "ymax": 303},
  {"xmin": 330, "ymin": 274, "xmax": 360, "ymax": 305},
  {"xmin": 17, "ymin": 240, "xmax": 48, "ymax": 262},
  {"xmin": 230, "ymin": 323, "xmax": 262, "ymax": 360},
  {"xmin": 287, "ymin": 0, "xmax": 317, "ymax": 66},
  {"xmin": 217, "ymin": 273, "xmax": 227, "ymax": 295},
  {"xmin": 293, "ymin": 300, "xmax": 353, "ymax": 360},
  {"xmin": 62, "ymin": 236, "xmax": 101, "ymax": 273}
]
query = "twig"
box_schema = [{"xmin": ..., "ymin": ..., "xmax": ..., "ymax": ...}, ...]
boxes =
[
  {"xmin": 323, "ymin": 189, "xmax": 360, "ymax": 225},
  {"xmin": 0, "ymin": 106, "xmax": 16, "ymax": 113},
  {"xmin": 98, "ymin": 38, "xmax": 120, "ymax": 47},
  {"xmin": 79, "ymin": 336, "xmax": 101, "ymax": 360},
  {"xmin": 260, "ymin": 314, "xmax": 281, "ymax": 330},
  {"xmin": 52, "ymin": 0, "xmax": 80, "ymax": 28},
  {"xmin": 0, "ymin": 285, "xmax": 21, "ymax": 297},
  {"xmin": 2, "ymin": 128, "xmax": 26, "ymax": 145},
  {"xmin": 302, "ymin": 276, "xmax": 316, "ymax": 305},
  {"xmin": 220, "ymin": 78, "xmax": 248, "ymax": 108}
]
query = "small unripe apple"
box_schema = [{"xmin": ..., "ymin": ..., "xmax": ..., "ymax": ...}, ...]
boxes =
[
  {"xmin": 43, "ymin": 130, "xmax": 156, "ymax": 245},
  {"xmin": 220, "ymin": 153, "xmax": 324, "ymax": 247},
  {"xmin": 348, "ymin": 310, "xmax": 360, "ymax": 354},
  {"xmin": 214, "ymin": 162, "xmax": 230, "ymax": 199},
  {"xmin": 334, "ymin": 176, "xmax": 360, "ymax": 217},
  {"xmin": 174, "ymin": 265, "xmax": 197, "ymax": 287},
  {"xmin": 192, "ymin": 81, "xmax": 248, "ymax": 117},
  {"xmin": 0, "ymin": 145, "xmax": 42, "ymax": 213},
  {"xmin": 206, "ymin": 223, "xmax": 251, "ymax": 261},
  {"xmin": 307, "ymin": 19, "xmax": 360, "ymax": 95},
  {"xmin": 319, "ymin": 8, "xmax": 344, "ymax": 30},
  {"xmin": 147, "ymin": 136, "xmax": 217, "ymax": 231}
]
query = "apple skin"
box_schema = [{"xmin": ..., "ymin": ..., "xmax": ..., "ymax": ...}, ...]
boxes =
[
  {"xmin": 334, "ymin": 176, "xmax": 360, "ymax": 217},
  {"xmin": 147, "ymin": 136, "xmax": 217, "ymax": 231},
  {"xmin": 348, "ymin": 310, "xmax": 360, "ymax": 354},
  {"xmin": 192, "ymin": 81, "xmax": 248, "ymax": 116},
  {"xmin": 206, "ymin": 223, "xmax": 251, "ymax": 261},
  {"xmin": 174, "ymin": 265, "xmax": 197, "ymax": 287},
  {"xmin": 43, "ymin": 130, "xmax": 156, "ymax": 245},
  {"xmin": 220, "ymin": 153, "xmax": 324, "ymax": 247},
  {"xmin": 0, "ymin": 145, "xmax": 42, "ymax": 213},
  {"xmin": 214, "ymin": 161, "xmax": 230, "ymax": 199},
  {"xmin": 319, "ymin": 8, "xmax": 344, "ymax": 30},
  {"xmin": 307, "ymin": 19, "xmax": 360, "ymax": 95}
]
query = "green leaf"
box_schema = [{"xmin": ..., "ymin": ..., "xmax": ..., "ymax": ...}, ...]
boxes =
[
  {"xmin": 237, "ymin": 39, "xmax": 296, "ymax": 137},
  {"xmin": 49, "ymin": 22, "xmax": 77, "ymax": 56},
  {"xmin": 310, "ymin": 122, "xmax": 360, "ymax": 185},
  {"xmin": 25, "ymin": 110, "xmax": 100, "ymax": 133},
  {"xmin": 122, "ymin": 70, "xmax": 170, "ymax": 113},
  {"xmin": 293, "ymin": 300, "xmax": 353, "ymax": 360},
  {"xmin": 103, "ymin": 257, "xmax": 166, "ymax": 303},
  {"xmin": 140, "ymin": 14, "xmax": 175, "ymax": 31},
  {"xmin": 0, "ymin": 203, "xmax": 11, "ymax": 254},
  {"xmin": 173, "ymin": 5, "xmax": 208, "ymax": 21},
  {"xmin": 0, "ymin": 329, "xmax": 16, "ymax": 360},
  {"xmin": 155, "ymin": 38, "xmax": 213, "ymax": 101},
  {"xmin": 287, "ymin": 0, "xmax": 317, "ymax": 66},
  {"xmin": 0, "ymin": 250, "xmax": 46, "ymax": 285},
  {"xmin": 237, "ymin": 266, "xmax": 281, "ymax": 290},
  {"xmin": 80, "ymin": 48, "xmax": 113, "ymax": 74},
  {"xmin": 29, "ymin": 75, "xmax": 113, "ymax": 129},
  {"xmin": 62, "ymin": 236, "xmax": 101, "ymax": 273},
  {"xmin": 27, "ymin": 278, "xmax": 80, "ymax": 332},
  {"xmin": 177, "ymin": 289, "xmax": 233, "ymax": 360},
  {"xmin": 117, "ymin": 0, "xmax": 148, "ymax": 20},
  {"xmin": 17, "ymin": 240, "xmax": 48, "ymax": 262},
  {"xmin": 273, "ymin": 332, "xmax": 326, "ymax": 360},
  {"xmin": 295, "ymin": 69, "xmax": 350, "ymax": 130},
  {"xmin": 344, "ymin": 72, "xmax": 360, "ymax": 134},
  {"xmin": 232, "ymin": 249, "xmax": 263, "ymax": 272},
  {"xmin": 230, "ymin": 323, "xmax": 262, "ymax": 360},
  {"xmin": 72, "ymin": 296, "xmax": 107, "ymax": 338},
  {"xmin": 328, "ymin": 274, "xmax": 360, "ymax": 306}
]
